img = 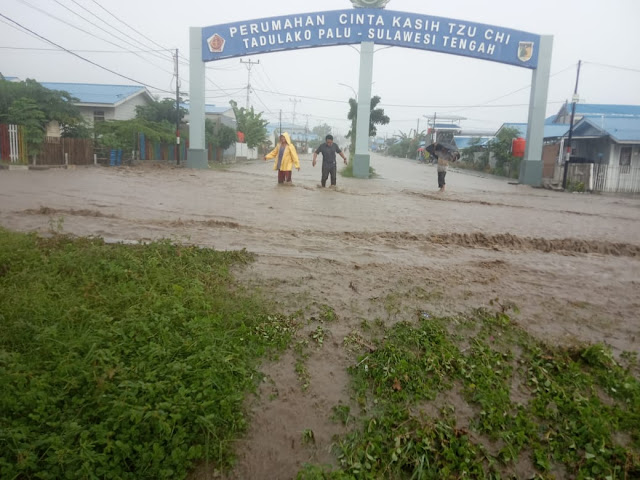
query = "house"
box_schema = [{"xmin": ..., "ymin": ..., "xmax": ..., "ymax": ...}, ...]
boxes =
[
  {"xmin": 39, "ymin": 82, "xmax": 154, "ymax": 135},
  {"xmin": 498, "ymin": 104, "xmax": 640, "ymax": 192},
  {"xmin": 183, "ymin": 103, "xmax": 237, "ymax": 129},
  {"xmin": 563, "ymin": 116, "xmax": 640, "ymax": 192}
]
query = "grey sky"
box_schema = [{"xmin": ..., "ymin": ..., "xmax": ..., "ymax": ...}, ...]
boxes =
[{"xmin": 1, "ymin": 0, "xmax": 639, "ymax": 138}]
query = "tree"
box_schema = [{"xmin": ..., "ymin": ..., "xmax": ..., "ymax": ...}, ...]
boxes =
[
  {"xmin": 205, "ymin": 119, "xmax": 236, "ymax": 151},
  {"xmin": 229, "ymin": 100, "xmax": 268, "ymax": 149},
  {"xmin": 0, "ymin": 78, "xmax": 89, "ymax": 138},
  {"xmin": 346, "ymin": 95, "xmax": 390, "ymax": 155},
  {"xmin": 461, "ymin": 137, "xmax": 490, "ymax": 171},
  {"xmin": 489, "ymin": 127, "xmax": 520, "ymax": 178},
  {"xmin": 386, "ymin": 130, "xmax": 415, "ymax": 159},
  {"xmin": 7, "ymin": 98, "xmax": 46, "ymax": 159},
  {"xmin": 136, "ymin": 98, "xmax": 186, "ymax": 125},
  {"xmin": 312, "ymin": 123, "xmax": 332, "ymax": 138}
]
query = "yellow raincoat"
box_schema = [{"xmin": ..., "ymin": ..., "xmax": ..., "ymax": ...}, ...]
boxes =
[{"xmin": 265, "ymin": 132, "xmax": 300, "ymax": 171}]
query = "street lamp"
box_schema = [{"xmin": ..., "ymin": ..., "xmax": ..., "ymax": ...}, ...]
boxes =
[{"xmin": 338, "ymin": 82, "xmax": 357, "ymax": 101}]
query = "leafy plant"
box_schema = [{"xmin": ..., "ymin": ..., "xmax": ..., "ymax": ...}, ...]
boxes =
[
  {"xmin": 229, "ymin": 100, "xmax": 268, "ymax": 149},
  {"xmin": 0, "ymin": 229, "xmax": 293, "ymax": 479},
  {"xmin": 299, "ymin": 310, "xmax": 640, "ymax": 478},
  {"xmin": 346, "ymin": 95, "xmax": 390, "ymax": 156}
]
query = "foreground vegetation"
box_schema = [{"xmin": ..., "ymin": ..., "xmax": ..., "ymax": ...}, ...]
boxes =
[
  {"xmin": 2, "ymin": 228, "xmax": 638, "ymax": 479},
  {"xmin": 0, "ymin": 229, "xmax": 293, "ymax": 479},
  {"xmin": 299, "ymin": 308, "xmax": 640, "ymax": 479}
]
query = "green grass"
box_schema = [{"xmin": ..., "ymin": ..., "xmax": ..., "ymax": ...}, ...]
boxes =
[
  {"xmin": 0, "ymin": 229, "xmax": 294, "ymax": 479},
  {"xmin": 298, "ymin": 310, "xmax": 640, "ymax": 479}
]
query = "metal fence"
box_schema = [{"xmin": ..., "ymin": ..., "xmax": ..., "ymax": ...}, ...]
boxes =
[
  {"xmin": 566, "ymin": 163, "xmax": 640, "ymax": 194},
  {"xmin": 0, "ymin": 124, "xmax": 27, "ymax": 163}
]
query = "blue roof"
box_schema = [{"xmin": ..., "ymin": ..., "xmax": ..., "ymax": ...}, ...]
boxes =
[
  {"xmin": 499, "ymin": 123, "xmax": 527, "ymax": 137},
  {"xmin": 205, "ymin": 105, "xmax": 231, "ymax": 114},
  {"xmin": 497, "ymin": 123, "xmax": 569, "ymax": 139},
  {"xmin": 40, "ymin": 82, "xmax": 149, "ymax": 105},
  {"xmin": 182, "ymin": 102, "xmax": 231, "ymax": 114},
  {"xmin": 266, "ymin": 122, "xmax": 306, "ymax": 133},
  {"xmin": 577, "ymin": 117, "xmax": 640, "ymax": 142},
  {"xmin": 575, "ymin": 104, "xmax": 640, "ymax": 118},
  {"xmin": 454, "ymin": 136, "xmax": 493, "ymax": 149}
]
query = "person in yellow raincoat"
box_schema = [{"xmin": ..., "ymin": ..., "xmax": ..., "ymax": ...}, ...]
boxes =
[{"xmin": 264, "ymin": 132, "xmax": 300, "ymax": 184}]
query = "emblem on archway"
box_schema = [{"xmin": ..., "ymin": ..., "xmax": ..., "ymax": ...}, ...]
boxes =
[
  {"xmin": 350, "ymin": 0, "xmax": 390, "ymax": 8},
  {"xmin": 518, "ymin": 42, "xmax": 534, "ymax": 62}
]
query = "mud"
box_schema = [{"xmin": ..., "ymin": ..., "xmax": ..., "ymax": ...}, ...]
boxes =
[{"xmin": 1, "ymin": 153, "xmax": 639, "ymax": 479}]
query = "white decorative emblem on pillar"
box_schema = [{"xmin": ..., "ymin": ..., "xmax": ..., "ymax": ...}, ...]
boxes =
[{"xmin": 350, "ymin": 0, "xmax": 390, "ymax": 8}]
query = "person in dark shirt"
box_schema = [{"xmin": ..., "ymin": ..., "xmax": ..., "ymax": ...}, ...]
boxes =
[{"xmin": 312, "ymin": 134, "xmax": 348, "ymax": 188}]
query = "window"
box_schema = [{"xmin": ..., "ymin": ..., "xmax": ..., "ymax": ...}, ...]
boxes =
[
  {"xmin": 619, "ymin": 146, "xmax": 631, "ymax": 174},
  {"xmin": 93, "ymin": 110, "xmax": 105, "ymax": 124}
]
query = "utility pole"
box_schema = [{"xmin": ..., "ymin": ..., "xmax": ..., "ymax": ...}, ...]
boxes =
[
  {"xmin": 303, "ymin": 114, "xmax": 311, "ymax": 152},
  {"xmin": 240, "ymin": 59, "xmax": 260, "ymax": 109},
  {"xmin": 562, "ymin": 60, "xmax": 582, "ymax": 189},
  {"xmin": 174, "ymin": 48, "xmax": 180, "ymax": 165},
  {"xmin": 432, "ymin": 113, "xmax": 437, "ymax": 143},
  {"xmin": 290, "ymin": 98, "xmax": 301, "ymax": 127},
  {"xmin": 416, "ymin": 118, "xmax": 420, "ymax": 139}
]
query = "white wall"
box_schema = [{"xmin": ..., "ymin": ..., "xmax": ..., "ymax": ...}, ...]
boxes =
[{"xmin": 113, "ymin": 94, "xmax": 151, "ymax": 121}]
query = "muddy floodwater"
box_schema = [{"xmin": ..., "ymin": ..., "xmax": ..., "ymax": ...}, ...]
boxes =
[{"xmin": 2, "ymin": 153, "xmax": 639, "ymax": 478}]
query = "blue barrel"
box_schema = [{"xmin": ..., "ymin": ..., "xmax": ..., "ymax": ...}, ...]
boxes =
[
  {"xmin": 116, "ymin": 149, "xmax": 122, "ymax": 166},
  {"xmin": 109, "ymin": 149, "xmax": 116, "ymax": 166}
]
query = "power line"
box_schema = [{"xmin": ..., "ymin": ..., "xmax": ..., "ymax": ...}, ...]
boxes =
[
  {"xmin": 583, "ymin": 61, "xmax": 640, "ymax": 74},
  {"xmin": 67, "ymin": 0, "xmax": 173, "ymax": 62},
  {"xmin": 0, "ymin": 13, "xmax": 173, "ymax": 93},
  {"xmin": 48, "ymin": 0, "xmax": 174, "ymax": 74},
  {"xmin": 89, "ymin": 0, "xmax": 170, "ymax": 54},
  {"xmin": 14, "ymin": 0, "xmax": 174, "ymax": 76},
  {"xmin": 442, "ymin": 63, "xmax": 577, "ymax": 115},
  {"xmin": 0, "ymin": 45, "xmax": 170, "ymax": 53}
]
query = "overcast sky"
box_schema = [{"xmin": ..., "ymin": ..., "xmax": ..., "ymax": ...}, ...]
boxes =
[{"xmin": 1, "ymin": 0, "xmax": 639, "ymax": 138}]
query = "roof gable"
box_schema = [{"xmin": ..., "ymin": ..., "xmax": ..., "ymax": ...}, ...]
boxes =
[{"xmin": 575, "ymin": 117, "xmax": 640, "ymax": 142}]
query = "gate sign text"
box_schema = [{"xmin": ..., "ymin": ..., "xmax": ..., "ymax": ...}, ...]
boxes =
[{"xmin": 202, "ymin": 9, "xmax": 540, "ymax": 68}]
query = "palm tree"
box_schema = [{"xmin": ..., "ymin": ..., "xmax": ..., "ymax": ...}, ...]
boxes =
[{"xmin": 346, "ymin": 95, "xmax": 390, "ymax": 155}]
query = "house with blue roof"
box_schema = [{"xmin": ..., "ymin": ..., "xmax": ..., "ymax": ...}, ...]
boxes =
[
  {"xmin": 496, "ymin": 103, "xmax": 640, "ymax": 192},
  {"xmin": 182, "ymin": 103, "xmax": 236, "ymax": 130},
  {"xmin": 39, "ymin": 82, "xmax": 154, "ymax": 135},
  {"xmin": 565, "ymin": 115, "xmax": 640, "ymax": 192}
]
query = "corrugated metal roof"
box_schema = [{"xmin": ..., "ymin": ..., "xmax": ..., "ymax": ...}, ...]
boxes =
[
  {"xmin": 578, "ymin": 117, "xmax": 640, "ymax": 142},
  {"xmin": 205, "ymin": 105, "xmax": 231, "ymax": 114},
  {"xmin": 454, "ymin": 136, "xmax": 493, "ymax": 149},
  {"xmin": 181, "ymin": 103, "xmax": 232, "ymax": 115},
  {"xmin": 40, "ymin": 82, "xmax": 149, "ymax": 105},
  {"xmin": 497, "ymin": 123, "xmax": 569, "ymax": 139},
  {"xmin": 543, "ymin": 124, "xmax": 570, "ymax": 138},
  {"xmin": 499, "ymin": 123, "xmax": 527, "ymax": 137},
  {"xmin": 575, "ymin": 104, "xmax": 640, "ymax": 117}
]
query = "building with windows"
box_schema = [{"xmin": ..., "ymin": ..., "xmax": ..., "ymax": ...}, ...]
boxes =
[{"xmin": 39, "ymin": 82, "xmax": 154, "ymax": 135}]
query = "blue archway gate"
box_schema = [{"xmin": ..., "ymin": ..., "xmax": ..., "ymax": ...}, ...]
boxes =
[{"xmin": 189, "ymin": 6, "xmax": 552, "ymax": 186}]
